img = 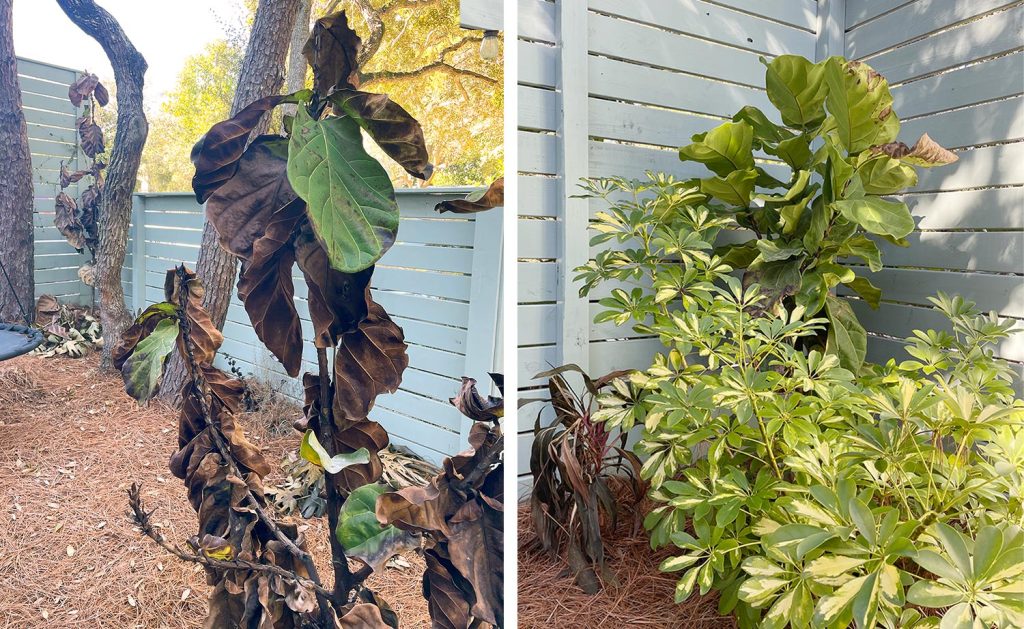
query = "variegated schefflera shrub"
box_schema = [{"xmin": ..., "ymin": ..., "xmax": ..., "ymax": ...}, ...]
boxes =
[
  {"xmin": 577, "ymin": 55, "xmax": 1024, "ymax": 629},
  {"xmin": 115, "ymin": 10, "xmax": 504, "ymax": 628}
]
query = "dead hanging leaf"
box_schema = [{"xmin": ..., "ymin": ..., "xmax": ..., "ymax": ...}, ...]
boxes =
[
  {"xmin": 294, "ymin": 226, "xmax": 372, "ymax": 348},
  {"xmin": 435, "ymin": 178, "xmax": 504, "ymax": 214},
  {"xmin": 67, "ymin": 73, "xmax": 99, "ymax": 107},
  {"xmin": 871, "ymin": 132, "xmax": 958, "ymax": 167},
  {"xmin": 163, "ymin": 267, "xmax": 223, "ymax": 364},
  {"xmin": 191, "ymin": 94, "xmax": 306, "ymax": 203},
  {"xmin": 330, "ymin": 89, "xmax": 433, "ymax": 180},
  {"xmin": 93, "ymin": 81, "xmax": 109, "ymax": 107},
  {"xmin": 446, "ymin": 498, "xmax": 504, "ymax": 625},
  {"xmin": 302, "ymin": 11, "xmax": 362, "ymax": 97},
  {"xmin": 237, "ymin": 244, "xmax": 304, "ymax": 377},
  {"xmin": 35, "ymin": 295, "xmax": 59, "ymax": 327},
  {"xmin": 59, "ymin": 162, "xmax": 89, "ymax": 188},
  {"xmin": 451, "ymin": 376, "xmax": 504, "ymax": 422},
  {"xmin": 77, "ymin": 116, "xmax": 105, "ymax": 158},
  {"xmin": 55, "ymin": 192, "xmax": 86, "ymax": 251},
  {"xmin": 205, "ymin": 136, "xmax": 299, "ymax": 260},
  {"xmin": 332, "ymin": 299, "xmax": 408, "ymax": 422},
  {"xmin": 422, "ymin": 554, "xmax": 472, "ymax": 629},
  {"xmin": 338, "ymin": 603, "xmax": 390, "ymax": 628}
]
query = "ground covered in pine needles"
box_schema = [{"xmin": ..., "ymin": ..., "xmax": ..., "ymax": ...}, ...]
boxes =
[
  {"xmin": 517, "ymin": 478, "xmax": 736, "ymax": 629},
  {"xmin": 0, "ymin": 354, "xmax": 429, "ymax": 628}
]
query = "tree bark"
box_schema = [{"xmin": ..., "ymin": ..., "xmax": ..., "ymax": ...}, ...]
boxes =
[
  {"xmin": 159, "ymin": 0, "xmax": 301, "ymax": 405},
  {"xmin": 0, "ymin": 0, "xmax": 35, "ymax": 325},
  {"xmin": 285, "ymin": 0, "xmax": 312, "ymax": 97},
  {"xmin": 56, "ymin": 0, "xmax": 148, "ymax": 368}
]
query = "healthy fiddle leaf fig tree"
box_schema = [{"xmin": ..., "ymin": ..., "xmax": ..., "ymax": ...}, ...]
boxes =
[
  {"xmin": 671, "ymin": 55, "xmax": 958, "ymax": 371},
  {"xmin": 112, "ymin": 10, "xmax": 504, "ymax": 628}
]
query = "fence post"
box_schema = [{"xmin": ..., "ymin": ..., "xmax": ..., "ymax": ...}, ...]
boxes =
[
  {"xmin": 131, "ymin": 194, "xmax": 146, "ymax": 314},
  {"xmin": 462, "ymin": 204, "xmax": 503, "ymax": 442},
  {"xmin": 556, "ymin": 0, "xmax": 590, "ymax": 370},
  {"xmin": 816, "ymin": 0, "xmax": 847, "ymax": 60}
]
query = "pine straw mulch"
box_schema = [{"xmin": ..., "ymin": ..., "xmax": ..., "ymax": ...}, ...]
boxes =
[
  {"xmin": 0, "ymin": 354, "xmax": 429, "ymax": 628},
  {"xmin": 517, "ymin": 478, "xmax": 738, "ymax": 629}
]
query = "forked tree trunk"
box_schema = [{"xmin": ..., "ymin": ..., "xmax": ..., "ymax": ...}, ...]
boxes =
[
  {"xmin": 159, "ymin": 0, "xmax": 301, "ymax": 404},
  {"xmin": 0, "ymin": 0, "xmax": 35, "ymax": 325},
  {"xmin": 56, "ymin": 0, "xmax": 148, "ymax": 368}
]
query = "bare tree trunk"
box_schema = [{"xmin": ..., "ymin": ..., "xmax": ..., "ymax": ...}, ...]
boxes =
[
  {"xmin": 159, "ymin": 0, "xmax": 301, "ymax": 404},
  {"xmin": 0, "ymin": 0, "xmax": 34, "ymax": 325},
  {"xmin": 56, "ymin": 0, "xmax": 148, "ymax": 369},
  {"xmin": 285, "ymin": 0, "xmax": 311, "ymax": 97}
]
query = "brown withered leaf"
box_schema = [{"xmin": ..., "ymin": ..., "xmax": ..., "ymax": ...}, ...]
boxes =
[
  {"xmin": 331, "ymin": 89, "xmax": 433, "ymax": 180},
  {"xmin": 872, "ymin": 132, "xmax": 958, "ymax": 167},
  {"xmin": 67, "ymin": 73, "xmax": 99, "ymax": 107},
  {"xmin": 446, "ymin": 498, "xmax": 503, "ymax": 625},
  {"xmin": 302, "ymin": 11, "xmax": 362, "ymax": 97},
  {"xmin": 294, "ymin": 226, "xmax": 372, "ymax": 348},
  {"xmin": 164, "ymin": 267, "xmax": 223, "ymax": 364},
  {"xmin": 435, "ymin": 178, "xmax": 504, "ymax": 214},
  {"xmin": 34, "ymin": 295, "xmax": 59, "ymax": 327},
  {"xmin": 191, "ymin": 95, "xmax": 299, "ymax": 203},
  {"xmin": 356, "ymin": 590, "xmax": 400, "ymax": 629},
  {"xmin": 77, "ymin": 116, "xmax": 105, "ymax": 157},
  {"xmin": 59, "ymin": 162, "xmax": 89, "ymax": 188},
  {"xmin": 55, "ymin": 192, "xmax": 86, "ymax": 251},
  {"xmin": 422, "ymin": 553, "xmax": 472, "ymax": 629},
  {"xmin": 205, "ymin": 136, "xmax": 299, "ymax": 260},
  {"xmin": 332, "ymin": 299, "xmax": 408, "ymax": 422},
  {"xmin": 450, "ymin": 376, "xmax": 504, "ymax": 422},
  {"xmin": 338, "ymin": 603, "xmax": 390, "ymax": 628},
  {"xmin": 237, "ymin": 245, "xmax": 304, "ymax": 377},
  {"xmin": 93, "ymin": 81, "xmax": 109, "ymax": 107}
]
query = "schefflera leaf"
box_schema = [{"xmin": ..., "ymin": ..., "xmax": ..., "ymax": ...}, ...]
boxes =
[
  {"xmin": 335, "ymin": 483, "xmax": 416, "ymax": 573},
  {"xmin": 287, "ymin": 105, "xmax": 400, "ymax": 273},
  {"xmin": 121, "ymin": 317, "xmax": 179, "ymax": 402}
]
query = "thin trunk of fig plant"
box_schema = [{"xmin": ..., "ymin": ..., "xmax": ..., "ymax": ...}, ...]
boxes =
[
  {"xmin": 0, "ymin": 0, "xmax": 34, "ymax": 325},
  {"xmin": 159, "ymin": 0, "xmax": 301, "ymax": 405},
  {"xmin": 55, "ymin": 0, "xmax": 148, "ymax": 368}
]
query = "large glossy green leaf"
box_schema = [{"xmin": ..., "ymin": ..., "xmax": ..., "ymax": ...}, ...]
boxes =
[
  {"xmin": 841, "ymin": 235, "xmax": 882, "ymax": 272},
  {"xmin": 847, "ymin": 276, "xmax": 882, "ymax": 309},
  {"xmin": 679, "ymin": 121, "xmax": 755, "ymax": 177},
  {"xmin": 287, "ymin": 106, "xmax": 399, "ymax": 272},
  {"xmin": 825, "ymin": 295, "xmax": 867, "ymax": 372},
  {"xmin": 824, "ymin": 58, "xmax": 899, "ymax": 153},
  {"xmin": 856, "ymin": 155, "xmax": 917, "ymax": 195},
  {"xmin": 700, "ymin": 169, "xmax": 758, "ymax": 206},
  {"xmin": 121, "ymin": 318, "xmax": 179, "ymax": 403},
  {"xmin": 335, "ymin": 483, "xmax": 416, "ymax": 573},
  {"xmin": 762, "ymin": 55, "xmax": 828, "ymax": 129},
  {"xmin": 733, "ymin": 106, "xmax": 794, "ymax": 144},
  {"xmin": 832, "ymin": 198, "xmax": 915, "ymax": 239}
]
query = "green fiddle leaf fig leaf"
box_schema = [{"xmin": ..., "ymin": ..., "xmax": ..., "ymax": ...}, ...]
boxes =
[
  {"xmin": 841, "ymin": 235, "xmax": 883, "ymax": 272},
  {"xmin": 779, "ymin": 196, "xmax": 812, "ymax": 235},
  {"xmin": 300, "ymin": 429, "xmax": 371, "ymax": 474},
  {"xmin": 825, "ymin": 295, "xmax": 867, "ymax": 372},
  {"xmin": 732, "ymin": 105, "xmax": 794, "ymax": 144},
  {"xmin": 335, "ymin": 483, "xmax": 416, "ymax": 573},
  {"xmin": 756, "ymin": 240, "xmax": 804, "ymax": 263},
  {"xmin": 767, "ymin": 134, "xmax": 813, "ymax": 170},
  {"xmin": 802, "ymin": 203, "xmax": 830, "ymax": 253},
  {"xmin": 832, "ymin": 198, "xmax": 915, "ymax": 239},
  {"xmin": 121, "ymin": 318, "xmax": 179, "ymax": 403},
  {"xmin": 848, "ymin": 276, "xmax": 882, "ymax": 309},
  {"xmin": 857, "ymin": 155, "xmax": 918, "ymax": 195},
  {"xmin": 679, "ymin": 121, "xmax": 755, "ymax": 177},
  {"xmin": 287, "ymin": 106, "xmax": 399, "ymax": 272},
  {"xmin": 717, "ymin": 240, "xmax": 760, "ymax": 268},
  {"xmin": 700, "ymin": 169, "xmax": 758, "ymax": 206},
  {"xmin": 762, "ymin": 55, "xmax": 828, "ymax": 129},
  {"xmin": 824, "ymin": 57, "xmax": 900, "ymax": 153}
]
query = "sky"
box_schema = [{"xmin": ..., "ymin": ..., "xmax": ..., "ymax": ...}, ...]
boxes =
[{"xmin": 13, "ymin": 0, "xmax": 247, "ymax": 106}]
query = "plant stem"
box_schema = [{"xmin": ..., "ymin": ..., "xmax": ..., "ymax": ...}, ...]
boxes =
[{"xmin": 315, "ymin": 346, "xmax": 361, "ymax": 603}]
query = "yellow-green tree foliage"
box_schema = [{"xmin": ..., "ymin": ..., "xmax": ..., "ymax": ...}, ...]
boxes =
[{"xmin": 139, "ymin": 0, "xmax": 501, "ymax": 192}]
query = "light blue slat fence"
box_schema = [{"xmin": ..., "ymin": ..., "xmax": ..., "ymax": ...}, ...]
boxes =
[
  {"xmin": 517, "ymin": 0, "xmax": 1024, "ymax": 488},
  {"xmin": 130, "ymin": 190, "xmax": 503, "ymax": 465}
]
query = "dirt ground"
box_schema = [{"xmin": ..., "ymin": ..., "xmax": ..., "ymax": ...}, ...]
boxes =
[{"xmin": 0, "ymin": 354, "xmax": 429, "ymax": 628}]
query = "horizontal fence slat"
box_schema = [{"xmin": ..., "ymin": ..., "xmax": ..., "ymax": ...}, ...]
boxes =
[{"xmin": 892, "ymin": 52, "xmax": 1024, "ymax": 119}]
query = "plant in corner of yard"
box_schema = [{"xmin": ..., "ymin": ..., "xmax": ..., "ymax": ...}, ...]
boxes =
[
  {"xmin": 575, "ymin": 174, "xmax": 1024, "ymax": 626},
  {"xmin": 579, "ymin": 54, "xmax": 959, "ymax": 374},
  {"xmin": 113, "ymin": 11, "xmax": 503, "ymax": 628},
  {"xmin": 523, "ymin": 364, "xmax": 646, "ymax": 593}
]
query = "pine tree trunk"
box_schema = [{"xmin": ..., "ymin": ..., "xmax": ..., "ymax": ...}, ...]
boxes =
[
  {"xmin": 285, "ymin": 0, "xmax": 311, "ymax": 97},
  {"xmin": 0, "ymin": 0, "xmax": 35, "ymax": 325},
  {"xmin": 159, "ymin": 0, "xmax": 301, "ymax": 404},
  {"xmin": 56, "ymin": 0, "xmax": 148, "ymax": 369}
]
